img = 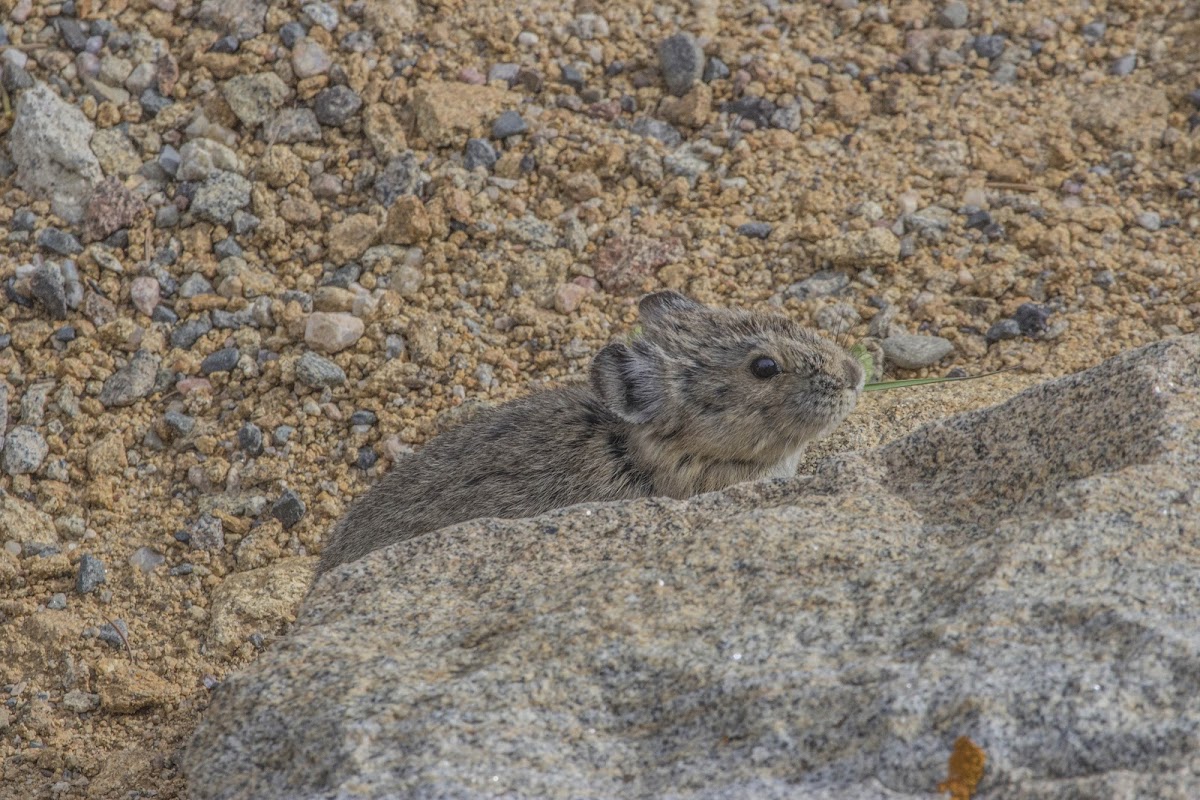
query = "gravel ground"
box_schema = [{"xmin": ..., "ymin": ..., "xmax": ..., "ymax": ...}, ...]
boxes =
[{"xmin": 0, "ymin": 0, "xmax": 1197, "ymax": 796}]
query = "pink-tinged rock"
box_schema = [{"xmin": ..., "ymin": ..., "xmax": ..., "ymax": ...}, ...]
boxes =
[
  {"xmin": 571, "ymin": 276, "xmax": 600, "ymax": 291},
  {"xmin": 130, "ymin": 276, "xmax": 160, "ymax": 316},
  {"xmin": 304, "ymin": 312, "xmax": 365, "ymax": 354},
  {"xmin": 592, "ymin": 234, "xmax": 684, "ymax": 294},
  {"xmin": 83, "ymin": 177, "xmax": 147, "ymax": 243},
  {"xmin": 458, "ymin": 68, "xmax": 486, "ymax": 85},
  {"xmin": 554, "ymin": 283, "xmax": 589, "ymax": 314},
  {"xmin": 177, "ymin": 377, "xmax": 213, "ymax": 395},
  {"xmin": 292, "ymin": 40, "xmax": 332, "ymax": 79}
]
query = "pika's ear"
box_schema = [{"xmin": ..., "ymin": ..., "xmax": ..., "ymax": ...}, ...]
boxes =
[
  {"xmin": 590, "ymin": 342, "xmax": 664, "ymax": 424},
  {"xmin": 638, "ymin": 291, "xmax": 704, "ymax": 323}
]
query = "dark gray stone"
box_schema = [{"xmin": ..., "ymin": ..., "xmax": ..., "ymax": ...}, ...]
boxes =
[
  {"xmin": 491, "ymin": 110, "xmax": 528, "ymax": 139},
  {"xmin": 702, "ymin": 57, "xmax": 730, "ymax": 82},
  {"xmin": 658, "ymin": 32, "xmax": 704, "ymax": 96},
  {"xmin": 986, "ymin": 318, "xmax": 1022, "ymax": 343},
  {"xmin": 97, "ymin": 618, "xmax": 129, "ymax": 649},
  {"xmin": 238, "ymin": 422, "xmax": 264, "ymax": 455},
  {"xmin": 736, "ymin": 222, "xmax": 772, "ymax": 239},
  {"xmin": 200, "ymin": 347, "xmax": 240, "ymax": 375},
  {"xmin": 349, "ymin": 410, "xmax": 377, "ymax": 427},
  {"xmin": 630, "ymin": 117, "xmax": 682, "ymax": 147},
  {"xmin": 271, "ymin": 489, "xmax": 306, "ymax": 529},
  {"xmin": 172, "ymin": 316, "xmax": 213, "ymax": 350},
  {"xmin": 786, "ymin": 270, "xmax": 849, "ymax": 300},
  {"xmin": 279, "ymin": 21, "xmax": 306, "ymax": 48},
  {"xmin": 164, "ymin": 411, "xmax": 196, "ymax": 438},
  {"xmin": 190, "ymin": 513, "xmax": 225, "ymax": 552},
  {"xmin": 1014, "ymin": 303, "xmax": 1051, "ymax": 336},
  {"xmin": 464, "ymin": 138, "xmax": 497, "ymax": 171},
  {"xmin": 313, "ymin": 85, "xmax": 363, "ymax": 127},
  {"xmin": 295, "ymin": 352, "xmax": 346, "ymax": 387},
  {"xmin": 75, "ymin": 554, "xmax": 107, "ymax": 594},
  {"xmin": 974, "ymin": 35, "xmax": 1007, "ymax": 60},
  {"xmin": 37, "ymin": 227, "xmax": 83, "ymax": 256},
  {"xmin": 98, "ymin": 350, "xmax": 160, "ymax": 407},
  {"xmin": 30, "ymin": 262, "xmax": 69, "ymax": 319}
]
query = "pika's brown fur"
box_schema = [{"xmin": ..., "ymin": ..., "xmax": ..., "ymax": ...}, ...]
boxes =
[{"xmin": 314, "ymin": 291, "xmax": 865, "ymax": 577}]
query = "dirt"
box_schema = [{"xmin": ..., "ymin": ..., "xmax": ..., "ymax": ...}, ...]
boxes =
[{"xmin": 1, "ymin": 0, "xmax": 1197, "ymax": 797}]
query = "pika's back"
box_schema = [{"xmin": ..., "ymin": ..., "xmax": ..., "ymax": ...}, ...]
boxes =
[{"xmin": 315, "ymin": 291, "xmax": 864, "ymax": 577}]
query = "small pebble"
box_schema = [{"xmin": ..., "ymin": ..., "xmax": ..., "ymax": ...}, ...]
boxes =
[
  {"xmin": 129, "ymin": 275, "xmax": 160, "ymax": 316},
  {"xmin": 47, "ymin": 593, "xmax": 68, "ymax": 610},
  {"xmin": 356, "ymin": 447, "xmax": 377, "ymax": 471},
  {"xmin": 273, "ymin": 425, "xmax": 295, "ymax": 445},
  {"xmin": 1014, "ymin": 303, "xmax": 1051, "ymax": 336},
  {"xmin": 129, "ymin": 547, "xmax": 165, "ymax": 573},
  {"xmin": 271, "ymin": 489, "xmax": 307, "ymax": 529},
  {"xmin": 200, "ymin": 347, "xmax": 240, "ymax": 375},
  {"xmin": 703, "ymin": 57, "xmax": 730, "ymax": 82},
  {"xmin": 11, "ymin": 209, "xmax": 36, "ymax": 231},
  {"xmin": 75, "ymin": 554, "xmax": 107, "ymax": 594},
  {"xmin": 295, "ymin": 352, "xmax": 346, "ymax": 387},
  {"xmin": 1081, "ymin": 21, "xmax": 1106, "ymax": 42},
  {"xmin": 302, "ymin": 2, "xmax": 339, "ymax": 30},
  {"xmin": 560, "ymin": 64, "xmax": 585, "ymax": 90},
  {"xmin": 964, "ymin": 210, "xmax": 992, "ymax": 230},
  {"xmin": 349, "ymin": 410, "xmax": 377, "ymax": 426},
  {"xmin": 30, "ymin": 263, "xmax": 69, "ymax": 320},
  {"xmin": 1136, "ymin": 212, "xmax": 1161, "ymax": 232},
  {"xmin": 786, "ymin": 270, "xmax": 849, "ymax": 299},
  {"xmin": 736, "ymin": 222, "xmax": 772, "ymax": 239},
  {"xmin": 936, "ymin": 1, "xmax": 969, "ymax": 29},
  {"xmin": 1110, "ymin": 54, "xmax": 1137, "ymax": 76},
  {"xmin": 163, "ymin": 410, "xmax": 195, "ymax": 438},
  {"xmin": 279, "ymin": 21, "xmax": 306, "ymax": 48},
  {"xmin": 492, "ymin": 110, "xmax": 528, "ymax": 139},
  {"xmin": 464, "ymin": 138, "xmax": 498, "ymax": 171},
  {"xmin": 986, "ymin": 318, "xmax": 1022, "ymax": 343},
  {"xmin": 172, "ymin": 317, "xmax": 213, "ymax": 350},
  {"xmin": 54, "ymin": 326, "xmax": 76, "ymax": 343},
  {"xmin": 882, "ymin": 334, "xmax": 955, "ymax": 370},
  {"xmin": 37, "ymin": 228, "xmax": 83, "ymax": 256},
  {"xmin": 658, "ymin": 32, "xmax": 704, "ymax": 96},
  {"xmin": 238, "ymin": 422, "xmax": 264, "ymax": 455},
  {"xmin": 190, "ymin": 513, "xmax": 225, "ymax": 551},
  {"xmin": 213, "ymin": 238, "xmax": 242, "ymax": 260},
  {"xmin": 974, "ymin": 35, "xmax": 1006, "ymax": 60},
  {"xmin": 97, "ymin": 619, "xmax": 129, "ymax": 649},
  {"xmin": 209, "ymin": 35, "xmax": 239, "ymax": 54},
  {"xmin": 313, "ymin": 85, "xmax": 363, "ymax": 126},
  {"xmin": 3, "ymin": 426, "xmax": 48, "ymax": 475}
]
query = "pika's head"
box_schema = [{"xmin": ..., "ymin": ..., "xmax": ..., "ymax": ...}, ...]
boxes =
[{"xmin": 590, "ymin": 291, "xmax": 864, "ymax": 463}]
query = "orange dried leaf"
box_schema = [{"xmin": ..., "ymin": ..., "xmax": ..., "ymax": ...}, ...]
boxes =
[{"xmin": 936, "ymin": 735, "xmax": 986, "ymax": 800}]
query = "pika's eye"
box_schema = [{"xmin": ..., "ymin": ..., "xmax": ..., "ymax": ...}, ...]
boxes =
[{"xmin": 750, "ymin": 357, "xmax": 781, "ymax": 379}]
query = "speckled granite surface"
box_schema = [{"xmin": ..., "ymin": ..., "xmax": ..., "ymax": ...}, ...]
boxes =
[{"xmin": 185, "ymin": 336, "xmax": 1200, "ymax": 799}]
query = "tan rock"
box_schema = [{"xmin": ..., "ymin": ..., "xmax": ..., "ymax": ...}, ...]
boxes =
[
  {"xmin": 0, "ymin": 492, "xmax": 57, "ymax": 544},
  {"xmin": 829, "ymin": 88, "xmax": 871, "ymax": 124},
  {"xmin": 817, "ymin": 228, "xmax": 900, "ymax": 268},
  {"xmin": 363, "ymin": 104, "xmax": 408, "ymax": 161},
  {"xmin": 86, "ymin": 432, "xmax": 128, "ymax": 477},
  {"xmin": 658, "ymin": 84, "xmax": 712, "ymax": 128},
  {"xmin": 258, "ymin": 145, "xmax": 303, "ymax": 189},
  {"xmin": 96, "ymin": 658, "xmax": 176, "ymax": 713},
  {"xmin": 411, "ymin": 81, "xmax": 516, "ymax": 147},
  {"xmin": 382, "ymin": 196, "xmax": 432, "ymax": 245},
  {"xmin": 304, "ymin": 312, "xmax": 365, "ymax": 354},
  {"xmin": 206, "ymin": 558, "xmax": 316, "ymax": 655},
  {"xmin": 327, "ymin": 213, "xmax": 381, "ymax": 263}
]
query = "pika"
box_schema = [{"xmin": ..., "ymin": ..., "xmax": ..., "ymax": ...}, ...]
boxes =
[{"xmin": 315, "ymin": 291, "xmax": 865, "ymax": 577}]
